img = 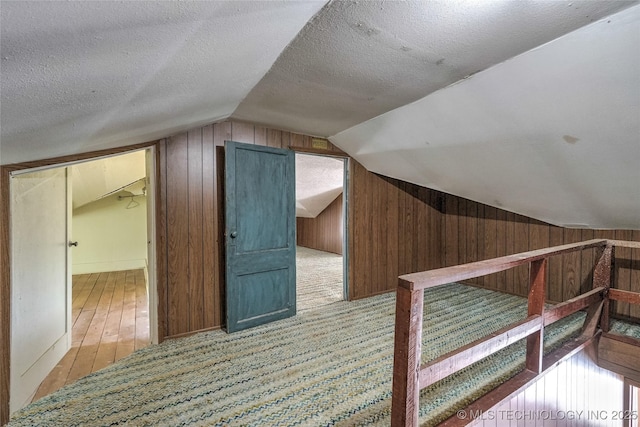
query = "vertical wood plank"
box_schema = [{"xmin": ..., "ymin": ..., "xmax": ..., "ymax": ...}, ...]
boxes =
[
  {"xmin": 397, "ymin": 181, "xmax": 408, "ymax": 275},
  {"xmin": 202, "ymin": 125, "xmax": 216, "ymax": 328},
  {"xmin": 230, "ymin": 121, "xmax": 255, "ymax": 144},
  {"xmin": 631, "ymin": 230, "xmax": 640, "ymax": 320},
  {"xmin": 166, "ymin": 133, "xmax": 190, "ymax": 335},
  {"xmin": 513, "ymin": 214, "xmax": 529, "ymax": 296},
  {"xmin": 290, "ymin": 132, "xmax": 305, "ymax": 149},
  {"xmin": 266, "ymin": 128, "xmax": 282, "ymax": 149},
  {"xmin": 350, "ymin": 161, "xmax": 368, "ymax": 299},
  {"xmin": 563, "ymin": 228, "xmax": 582, "ymax": 301},
  {"xmin": 387, "ymin": 179, "xmax": 400, "ymax": 290},
  {"xmin": 405, "ymin": 183, "xmax": 422, "ymax": 272},
  {"xmin": 466, "ymin": 200, "xmax": 478, "ymax": 273},
  {"xmin": 580, "ymin": 229, "xmax": 595, "ymax": 295},
  {"xmin": 548, "ymin": 226, "xmax": 564, "ymax": 303},
  {"xmin": 615, "ymin": 229, "xmax": 633, "ymax": 319},
  {"xmin": 296, "ymin": 194, "xmax": 343, "ymax": 254},
  {"xmin": 484, "ymin": 206, "xmax": 497, "ymax": 290},
  {"xmin": 391, "ymin": 286, "xmax": 423, "ymax": 427},
  {"xmin": 529, "ymin": 219, "xmax": 550, "ymax": 298},
  {"xmin": 477, "ymin": 204, "xmax": 486, "ymax": 268},
  {"xmin": 505, "ymin": 211, "xmax": 516, "ymax": 294},
  {"xmin": 188, "ymin": 129, "xmax": 204, "ymax": 331},
  {"xmin": 496, "ymin": 208, "xmax": 507, "ymax": 292},
  {"xmin": 444, "ymin": 195, "xmax": 459, "ymax": 267},
  {"xmin": 417, "ymin": 187, "xmax": 429, "ymax": 273},
  {"xmin": 281, "ymin": 131, "xmax": 292, "ymax": 149},
  {"xmin": 214, "ymin": 122, "xmax": 232, "ymax": 147},
  {"xmin": 429, "ymin": 191, "xmax": 442, "ymax": 270},
  {"xmin": 457, "ymin": 196, "xmax": 468, "ymax": 267},
  {"xmin": 254, "ymin": 126, "xmax": 267, "ymax": 146},
  {"xmin": 156, "ymin": 140, "xmax": 168, "ymax": 340}
]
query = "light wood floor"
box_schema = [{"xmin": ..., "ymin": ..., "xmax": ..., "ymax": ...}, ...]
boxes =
[{"xmin": 32, "ymin": 269, "xmax": 149, "ymax": 402}]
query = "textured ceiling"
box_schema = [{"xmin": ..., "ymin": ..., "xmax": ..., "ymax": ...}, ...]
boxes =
[
  {"xmin": 233, "ymin": 0, "xmax": 636, "ymax": 136},
  {"xmin": 1, "ymin": 1, "xmax": 638, "ymax": 230},
  {"xmin": 0, "ymin": 1, "xmax": 326, "ymax": 163},
  {"xmin": 296, "ymin": 154, "xmax": 344, "ymax": 218},
  {"xmin": 332, "ymin": 4, "xmax": 640, "ymax": 230}
]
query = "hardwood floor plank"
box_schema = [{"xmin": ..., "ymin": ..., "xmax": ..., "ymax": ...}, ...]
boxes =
[
  {"xmin": 31, "ymin": 347, "xmax": 79, "ymax": 401},
  {"xmin": 92, "ymin": 273, "xmax": 125, "ymax": 371},
  {"xmin": 32, "ymin": 269, "xmax": 149, "ymax": 402}
]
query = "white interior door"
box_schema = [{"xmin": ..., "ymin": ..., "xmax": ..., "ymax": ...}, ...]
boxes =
[{"xmin": 10, "ymin": 167, "xmax": 71, "ymax": 413}]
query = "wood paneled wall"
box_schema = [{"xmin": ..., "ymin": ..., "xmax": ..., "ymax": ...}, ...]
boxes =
[
  {"xmin": 441, "ymin": 193, "xmax": 640, "ymax": 320},
  {"xmin": 296, "ymin": 193, "xmax": 344, "ymax": 255},
  {"xmin": 157, "ymin": 121, "xmax": 347, "ymax": 338},
  {"xmin": 156, "ymin": 119, "xmax": 447, "ymax": 335},
  {"xmin": 347, "ymin": 168, "xmax": 444, "ymax": 300}
]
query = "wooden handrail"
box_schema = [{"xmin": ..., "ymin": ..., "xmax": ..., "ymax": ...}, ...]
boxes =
[
  {"xmin": 391, "ymin": 239, "xmax": 639, "ymax": 427},
  {"xmin": 544, "ymin": 287, "xmax": 604, "ymax": 325},
  {"xmin": 609, "ymin": 288, "xmax": 640, "ymax": 305},
  {"xmin": 420, "ymin": 315, "xmax": 542, "ymax": 389},
  {"xmin": 399, "ymin": 239, "xmax": 607, "ymax": 291}
]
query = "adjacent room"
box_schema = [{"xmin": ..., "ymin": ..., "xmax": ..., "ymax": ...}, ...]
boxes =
[{"xmin": 1, "ymin": 1, "xmax": 639, "ymax": 426}]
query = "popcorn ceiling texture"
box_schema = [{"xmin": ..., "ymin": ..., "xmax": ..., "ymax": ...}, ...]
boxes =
[{"xmin": 1, "ymin": 1, "xmax": 638, "ymax": 229}]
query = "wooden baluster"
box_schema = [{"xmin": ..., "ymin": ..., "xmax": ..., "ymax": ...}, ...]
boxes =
[
  {"xmin": 391, "ymin": 283, "xmax": 423, "ymax": 427},
  {"xmin": 526, "ymin": 258, "xmax": 547, "ymax": 373}
]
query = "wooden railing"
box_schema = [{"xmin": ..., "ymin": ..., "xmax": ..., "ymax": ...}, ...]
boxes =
[{"xmin": 391, "ymin": 239, "xmax": 640, "ymax": 427}]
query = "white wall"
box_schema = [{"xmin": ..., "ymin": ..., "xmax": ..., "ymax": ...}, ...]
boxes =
[
  {"xmin": 72, "ymin": 192, "xmax": 147, "ymax": 274},
  {"xmin": 470, "ymin": 348, "xmax": 624, "ymax": 427}
]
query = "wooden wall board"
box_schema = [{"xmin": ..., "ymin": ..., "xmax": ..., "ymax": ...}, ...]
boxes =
[{"xmin": 297, "ymin": 193, "xmax": 344, "ymax": 255}]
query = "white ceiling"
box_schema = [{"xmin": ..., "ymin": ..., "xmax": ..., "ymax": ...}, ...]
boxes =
[
  {"xmin": 71, "ymin": 150, "xmax": 146, "ymax": 210},
  {"xmin": 1, "ymin": 1, "xmax": 639, "ymax": 229},
  {"xmin": 296, "ymin": 154, "xmax": 343, "ymax": 218}
]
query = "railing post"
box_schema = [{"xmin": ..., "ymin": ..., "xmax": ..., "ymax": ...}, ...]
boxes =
[
  {"xmin": 593, "ymin": 244, "xmax": 614, "ymax": 333},
  {"xmin": 391, "ymin": 282, "xmax": 423, "ymax": 427},
  {"xmin": 526, "ymin": 258, "xmax": 547, "ymax": 373}
]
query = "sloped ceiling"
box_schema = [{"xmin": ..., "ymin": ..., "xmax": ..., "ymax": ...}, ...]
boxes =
[
  {"xmin": 71, "ymin": 150, "xmax": 146, "ymax": 210},
  {"xmin": 296, "ymin": 154, "xmax": 343, "ymax": 218},
  {"xmin": 1, "ymin": 1, "xmax": 639, "ymax": 229},
  {"xmin": 332, "ymin": 4, "xmax": 640, "ymax": 230},
  {"xmin": 0, "ymin": 1, "xmax": 326, "ymax": 163}
]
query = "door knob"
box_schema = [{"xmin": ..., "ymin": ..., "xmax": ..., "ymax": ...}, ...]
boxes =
[
  {"xmin": 230, "ymin": 231, "xmax": 238, "ymax": 238},
  {"xmin": 68, "ymin": 241, "xmax": 78, "ymax": 247}
]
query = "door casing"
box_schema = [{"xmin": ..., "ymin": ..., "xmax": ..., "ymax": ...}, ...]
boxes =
[{"xmin": 0, "ymin": 144, "xmax": 158, "ymax": 421}]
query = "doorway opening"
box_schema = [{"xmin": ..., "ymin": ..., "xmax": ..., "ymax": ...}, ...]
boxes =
[
  {"xmin": 9, "ymin": 148, "xmax": 157, "ymax": 414},
  {"xmin": 294, "ymin": 153, "xmax": 347, "ymax": 311}
]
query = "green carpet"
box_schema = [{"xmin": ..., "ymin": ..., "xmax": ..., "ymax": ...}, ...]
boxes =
[
  {"xmin": 9, "ymin": 284, "xmax": 593, "ymax": 426},
  {"xmin": 296, "ymin": 246, "xmax": 343, "ymax": 311}
]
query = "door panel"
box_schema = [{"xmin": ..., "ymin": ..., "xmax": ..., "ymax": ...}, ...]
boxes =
[
  {"xmin": 225, "ymin": 141, "xmax": 296, "ymax": 332},
  {"xmin": 10, "ymin": 168, "xmax": 70, "ymax": 413}
]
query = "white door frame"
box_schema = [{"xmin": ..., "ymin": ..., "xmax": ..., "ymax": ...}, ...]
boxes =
[{"xmin": 8, "ymin": 147, "xmax": 158, "ymax": 413}]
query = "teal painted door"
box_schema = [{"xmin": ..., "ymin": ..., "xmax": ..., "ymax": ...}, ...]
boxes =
[{"xmin": 225, "ymin": 141, "xmax": 296, "ymax": 332}]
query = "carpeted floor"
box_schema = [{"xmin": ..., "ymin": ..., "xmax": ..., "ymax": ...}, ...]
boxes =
[
  {"xmin": 9, "ymin": 283, "xmax": 605, "ymax": 427},
  {"xmin": 296, "ymin": 246, "xmax": 343, "ymax": 311}
]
